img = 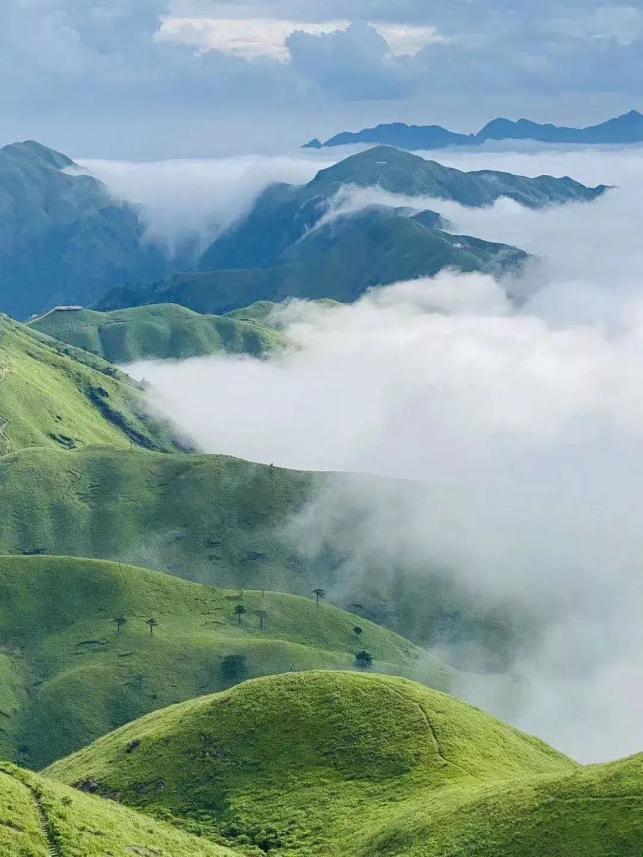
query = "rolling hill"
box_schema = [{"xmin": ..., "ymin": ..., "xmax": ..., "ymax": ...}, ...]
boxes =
[
  {"xmin": 0, "ymin": 556, "xmax": 452, "ymax": 768},
  {"xmin": 0, "ymin": 446, "xmax": 524, "ymax": 669},
  {"xmin": 0, "ymin": 140, "xmax": 169, "ymax": 319},
  {"xmin": 45, "ymin": 671, "xmax": 642, "ymax": 856},
  {"xmin": 0, "ymin": 315, "xmax": 184, "ymax": 454},
  {"xmin": 28, "ymin": 303, "xmax": 284, "ymax": 363},
  {"xmin": 0, "ymin": 761, "xmax": 237, "ymax": 856}
]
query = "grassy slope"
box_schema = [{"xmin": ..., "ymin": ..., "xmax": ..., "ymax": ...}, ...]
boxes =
[
  {"xmin": 0, "ymin": 555, "xmax": 456, "ymax": 768},
  {"xmin": 29, "ymin": 303, "xmax": 284, "ymax": 363},
  {"xmin": 98, "ymin": 216, "xmax": 527, "ymax": 316},
  {"xmin": 45, "ymin": 671, "xmax": 637, "ymax": 857},
  {"xmin": 0, "ymin": 762, "xmax": 236, "ymax": 856},
  {"xmin": 0, "ymin": 315, "xmax": 183, "ymax": 454},
  {"xmin": 0, "ymin": 446, "xmax": 521, "ymax": 665}
]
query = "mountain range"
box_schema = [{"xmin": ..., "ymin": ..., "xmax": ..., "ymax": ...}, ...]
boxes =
[
  {"xmin": 304, "ymin": 108, "xmax": 643, "ymax": 150},
  {"xmin": 0, "ymin": 141, "xmax": 607, "ymax": 319},
  {"xmin": 97, "ymin": 145, "xmax": 605, "ymax": 315}
]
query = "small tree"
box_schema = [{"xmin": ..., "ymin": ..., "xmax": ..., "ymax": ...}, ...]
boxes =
[
  {"xmin": 221, "ymin": 654, "xmax": 247, "ymax": 687},
  {"xmin": 349, "ymin": 603, "xmax": 363, "ymax": 615},
  {"xmin": 313, "ymin": 588, "xmax": 326, "ymax": 606},
  {"xmin": 355, "ymin": 650, "xmax": 373, "ymax": 670},
  {"xmin": 113, "ymin": 616, "xmax": 127, "ymax": 634},
  {"xmin": 234, "ymin": 604, "xmax": 247, "ymax": 625},
  {"xmin": 255, "ymin": 609, "xmax": 268, "ymax": 630},
  {"xmin": 145, "ymin": 617, "xmax": 159, "ymax": 636},
  {"xmin": 353, "ymin": 625, "xmax": 363, "ymax": 640}
]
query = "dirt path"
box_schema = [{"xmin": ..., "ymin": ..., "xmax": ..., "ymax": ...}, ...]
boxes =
[
  {"xmin": 2, "ymin": 767, "xmax": 62, "ymax": 856},
  {"xmin": 0, "ymin": 362, "xmax": 10, "ymax": 454}
]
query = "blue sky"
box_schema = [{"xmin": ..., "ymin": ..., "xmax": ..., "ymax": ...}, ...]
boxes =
[{"xmin": 3, "ymin": 1, "xmax": 643, "ymax": 156}]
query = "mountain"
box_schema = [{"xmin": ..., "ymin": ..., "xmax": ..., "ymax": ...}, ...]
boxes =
[
  {"xmin": 45, "ymin": 672, "xmax": 642, "ymax": 857},
  {"xmin": 0, "ymin": 446, "xmax": 523, "ymax": 668},
  {"xmin": 28, "ymin": 303, "xmax": 284, "ymax": 363},
  {"xmin": 202, "ymin": 147, "xmax": 604, "ymax": 270},
  {"xmin": 308, "ymin": 109, "xmax": 643, "ymax": 150},
  {"xmin": 97, "ymin": 207, "xmax": 528, "ymax": 315},
  {"xmin": 0, "ymin": 141, "xmax": 171, "ymax": 319},
  {"xmin": 0, "ymin": 315, "xmax": 184, "ymax": 453},
  {"xmin": 477, "ymin": 109, "xmax": 643, "ymax": 144},
  {"xmin": 318, "ymin": 121, "xmax": 474, "ymax": 149},
  {"xmin": 98, "ymin": 146, "xmax": 604, "ymax": 314},
  {"xmin": 0, "ymin": 761, "xmax": 236, "ymax": 856},
  {"xmin": 0, "ymin": 555, "xmax": 453, "ymax": 767}
]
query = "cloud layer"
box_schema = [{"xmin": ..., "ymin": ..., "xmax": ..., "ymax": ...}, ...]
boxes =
[{"xmin": 127, "ymin": 146, "xmax": 643, "ymax": 761}]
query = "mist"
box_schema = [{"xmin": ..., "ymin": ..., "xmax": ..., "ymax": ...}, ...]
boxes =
[
  {"xmin": 126, "ymin": 146, "xmax": 643, "ymax": 762},
  {"xmin": 73, "ymin": 152, "xmax": 333, "ymax": 257}
]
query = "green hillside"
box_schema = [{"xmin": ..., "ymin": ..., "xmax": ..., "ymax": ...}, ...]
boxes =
[
  {"xmin": 99, "ymin": 209, "xmax": 527, "ymax": 315},
  {"xmin": 29, "ymin": 303, "xmax": 284, "ymax": 363},
  {"xmin": 0, "ymin": 555, "xmax": 457, "ymax": 768},
  {"xmin": 0, "ymin": 446, "xmax": 523, "ymax": 667},
  {"xmin": 46, "ymin": 672, "xmax": 640, "ymax": 857},
  {"xmin": 0, "ymin": 315, "xmax": 184, "ymax": 453},
  {"xmin": 0, "ymin": 762, "xmax": 236, "ymax": 856}
]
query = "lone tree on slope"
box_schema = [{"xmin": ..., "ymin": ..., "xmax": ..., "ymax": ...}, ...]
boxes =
[
  {"xmin": 234, "ymin": 604, "xmax": 247, "ymax": 625},
  {"xmin": 145, "ymin": 617, "xmax": 159, "ymax": 636},
  {"xmin": 113, "ymin": 616, "xmax": 127, "ymax": 634},
  {"xmin": 354, "ymin": 650, "xmax": 373, "ymax": 670},
  {"xmin": 313, "ymin": 588, "xmax": 326, "ymax": 606},
  {"xmin": 255, "ymin": 609, "xmax": 268, "ymax": 630},
  {"xmin": 353, "ymin": 626, "xmax": 363, "ymax": 640}
]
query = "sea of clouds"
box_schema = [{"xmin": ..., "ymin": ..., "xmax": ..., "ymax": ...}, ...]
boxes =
[{"xmin": 117, "ymin": 144, "xmax": 643, "ymax": 763}]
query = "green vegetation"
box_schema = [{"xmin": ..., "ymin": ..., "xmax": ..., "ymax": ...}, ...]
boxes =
[
  {"xmin": 0, "ymin": 556, "xmax": 457, "ymax": 768},
  {"xmin": 0, "ymin": 141, "xmax": 168, "ymax": 319},
  {"xmin": 0, "ymin": 316, "xmax": 184, "ymax": 453},
  {"xmin": 0, "ymin": 446, "xmax": 524, "ymax": 666},
  {"xmin": 0, "ymin": 762, "xmax": 236, "ymax": 856},
  {"xmin": 30, "ymin": 303, "xmax": 284, "ymax": 363},
  {"xmin": 98, "ymin": 210, "xmax": 527, "ymax": 315},
  {"xmin": 46, "ymin": 672, "xmax": 640, "ymax": 857}
]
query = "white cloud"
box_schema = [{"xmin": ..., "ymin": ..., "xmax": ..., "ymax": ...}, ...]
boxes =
[{"xmin": 156, "ymin": 15, "xmax": 443, "ymax": 60}]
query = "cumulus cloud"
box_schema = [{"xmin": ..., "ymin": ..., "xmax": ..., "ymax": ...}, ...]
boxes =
[{"xmin": 127, "ymin": 146, "xmax": 643, "ymax": 761}]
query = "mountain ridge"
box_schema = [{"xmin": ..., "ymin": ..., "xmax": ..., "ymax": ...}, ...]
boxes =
[{"xmin": 306, "ymin": 108, "xmax": 643, "ymax": 150}]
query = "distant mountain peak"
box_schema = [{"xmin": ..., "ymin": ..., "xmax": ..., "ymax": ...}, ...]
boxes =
[
  {"xmin": 307, "ymin": 109, "xmax": 643, "ymax": 151},
  {"xmin": 1, "ymin": 139, "xmax": 75, "ymax": 169}
]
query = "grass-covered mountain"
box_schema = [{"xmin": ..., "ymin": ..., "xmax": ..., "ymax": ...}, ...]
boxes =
[
  {"xmin": 45, "ymin": 672, "xmax": 643, "ymax": 857},
  {"xmin": 98, "ymin": 206, "xmax": 528, "ymax": 315},
  {"xmin": 0, "ymin": 556, "xmax": 453, "ymax": 768},
  {"xmin": 0, "ymin": 315, "xmax": 184, "ymax": 454},
  {"xmin": 308, "ymin": 108, "xmax": 643, "ymax": 149},
  {"xmin": 0, "ymin": 141, "xmax": 169, "ymax": 319},
  {"xmin": 0, "ymin": 762, "xmax": 236, "ymax": 856},
  {"xmin": 0, "ymin": 446, "xmax": 523, "ymax": 668},
  {"xmin": 97, "ymin": 146, "xmax": 604, "ymax": 314},
  {"xmin": 29, "ymin": 303, "xmax": 284, "ymax": 363}
]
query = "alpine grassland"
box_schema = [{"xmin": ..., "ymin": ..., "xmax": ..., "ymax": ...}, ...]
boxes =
[
  {"xmin": 0, "ymin": 556, "xmax": 457, "ymax": 768},
  {"xmin": 0, "ymin": 315, "xmax": 184, "ymax": 454},
  {"xmin": 0, "ymin": 762, "xmax": 236, "ymax": 856},
  {"xmin": 29, "ymin": 303, "xmax": 284, "ymax": 363},
  {"xmin": 45, "ymin": 671, "xmax": 643, "ymax": 857},
  {"xmin": 0, "ymin": 445, "xmax": 521, "ymax": 664}
]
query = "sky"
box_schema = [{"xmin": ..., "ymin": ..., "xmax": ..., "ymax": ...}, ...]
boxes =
[{"xmin": 3, "ymin": 0, "xmax": 643, "ymax": 157}]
